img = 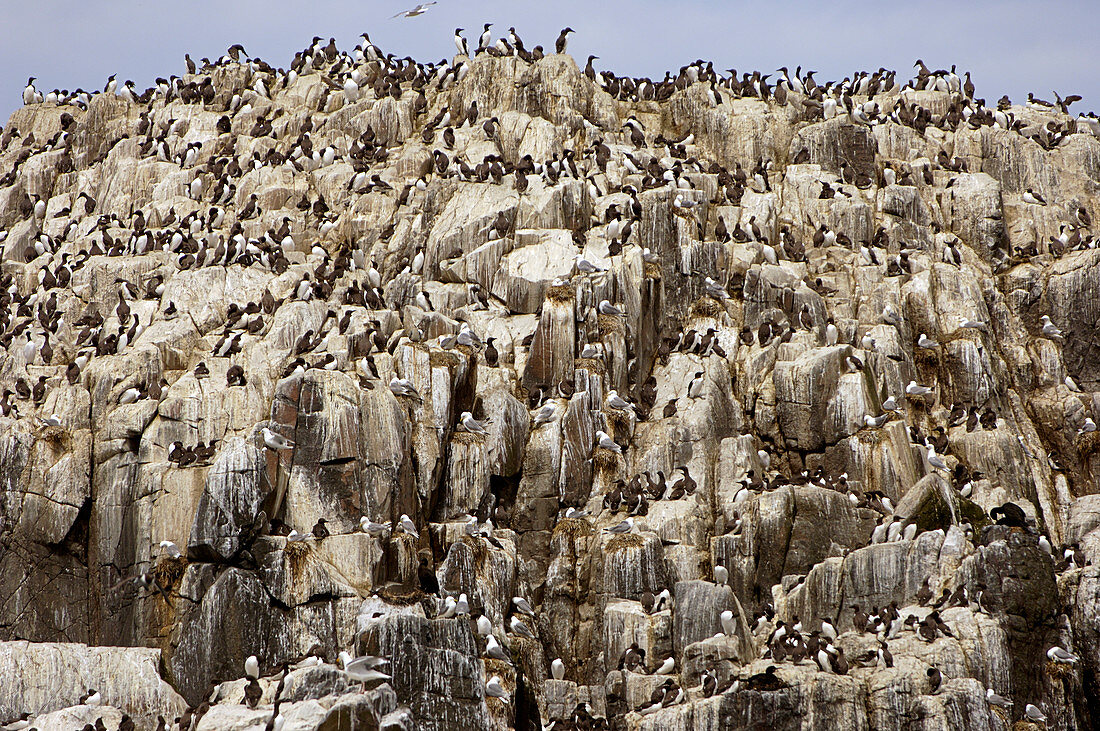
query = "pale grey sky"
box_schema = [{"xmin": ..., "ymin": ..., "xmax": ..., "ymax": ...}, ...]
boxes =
[{"xmin": 1, "ymin": 1, "xmax": 1097, "ymax": 124}]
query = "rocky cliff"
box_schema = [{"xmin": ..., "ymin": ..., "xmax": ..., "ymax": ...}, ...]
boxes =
[{"xmin": 0, "ymin": 32, "xmax": 1098, "ymax": 731}]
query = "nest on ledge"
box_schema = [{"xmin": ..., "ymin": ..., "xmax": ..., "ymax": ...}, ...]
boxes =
[
  {"xmin": 1075, "ymin": 430, "xmax": 1100, "ymax": 457},
  {"xmin": 914, "ymin": 347, "xmax": 940, "ymax": 368},
  {"xmin": 690, "ymin": 296, "xmax": 726, "ymax": 319},
  {"xmin": 575, "ymin": 357, "xmax": 607, "ymax": 374},
  {"xmin": 1045, "ymin": 659, "xmax": 1075, "ymax": 680},
  {"xmin": 606, "ymin": 532, "xmax": 647, "ymax": 553},
  {"xmin": 36, "ymin": 424, "xmax": 69, "ymax": 445},
  {"xmin": 376, "ymin": 584, "xmax": 423, "ymax": 605},
  {"xmin": 430, "ymin": 349, "xmax": 462, "ymax": 369},
  {"xmin": 452, "ymin": 429, "xmax": 488, "ymax": 445},
  {"xmin": 284, "ymin": 540, "xmax": 310, "ymax": 560},
  {"xmin": 593, "ymin": 448, "xmax": 623, "ymax": 473},
  {"xmin": 598, "ymin": 314, "xmax": 625, "ymax": 334},
  {"xmin": 155, "ymin": 556, "xmax": 188, "ymax": 590},
  {"xmin": 460, "ymin": 534, "xmax": 491, "ymax": 565},
  {"xmin": 644, "ymin": 261, "xmax": 662, "ymax": 280},
  {"xmin": 547, "ymin": 282, "xmax": 576, "ymax": 303},
  {"xmin": 606, "ymin": 409, "xmax": 634, "ymax": 437},
  {"xmin": 553, "ymin": 517, "xmax": 594, "ymax": 540}
]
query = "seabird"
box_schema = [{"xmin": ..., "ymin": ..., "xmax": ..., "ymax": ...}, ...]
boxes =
[
  {"xmin": 704, "ymin": 277, "xmax": 729, "ymax": 300},
  {"xmin": 360, "ymin": 518, "xmax": 390, "ymax": 537},
  {"xmin": 655, "ymin": 657, "xmax": 675, "ymax": 675},
  {"xmin": 341, "ymin": 653, "xmax": 391, "ymax": 685},
  {"xmin": 460, "ymin": 411, "xmax": 489, "ymax": 434},
  {"xmin": 603, "ymin": 517, "xmax": 634, "ymax": 534},
  {"xmin": 1024, "ymin": 704, "xmax": 1047, "ymax": 723},
  {"xmin": 720, "ymin": 610, "xmax": 736, "ymax": 636},
  {"xmin": 1047, "ymin": 646, "xmax": 1078, "ymax": 664},
  {"xmin": 245, "ymin": 655, "xmax": 259, "ymax": 680},
  {"xmin": 551, "ymin": 658, "xmax": 566, "ymax": 680},
  {"xmin": 1, "ymin": 713, "xmax": 32, "ymax": 731},
  {"xmin": 925, "ymin": 445, "xmax": 949, "ymax": 471},
  {"xmin": 158, "ymin": 540, "xmax": 182, "ymax": 558},
  {"xmin": 392, "ymin": 1, "xmax": 437, "ymax": 18},
  {"xmin": 882, "ymin": 306, "xmax": 904, "ymax": 328},
  {"xmin": 555, "ymin": 28, "xmax": 574, "ymax": 54},
  {"xmin": 688, "ymin": 371, "xmax": 706, "ymax": 399},
  {"xmin": 906, "ymin": 380, "xmax": 933, "ymax": 396},
  {"xmin": 476, "ymin": 614, "xmax": 493, "ymax": 637},
  {"xmin": 398, "ymin": 514, "xmax": 420, "ymax": 538},
  {"xmin": 532, "ymin": 403, "xmax": 557, "ymax": 426},
  {"xmin": 714, "ymin": 564, "xmax": 728, "ymax": 585},
  {"xmin": 917, "ymin": 333, "xmax": 938, "ymax": 348},
  {"xmin": 509, "ymin": 615, "xmax": 537, "ymax": 640},
  {"xmin": 596, "ymin": 430, "xmax": 622, "ymax": 453},
  {"xmin": 575, "ymin": 254, "xmax": 606, "ymax": 273},
  {"xmin": 1022, "ymin": 188, "xmax": 1047, "ymax": 205},
  {"xmin": 1040, "ymin": 315, "xmax": 1064, "ymax": 341},
  {"xmin": 926, "ymin": 668, "xmax": 941, "ymax": 694},
  {"xmin": 22, "ymin": 77, "xmax": 37, "ymax": 106},
  {"xmin": 485, "ymin": 634, "xmax": 510, "ymax": 662},
  {"xmin": 607, "ymin": 390, "xmax": 634, "ymax": 412},
  {"xmin": 261, "ymin": 427, "xmax": 294, "ymax": 450},
  {"xmin": 864, "ymin": 413, "xmax": 889, "ymax": 428},
  {"xmin": 985, "ymin": 688, "xmax": 1012, "ymax": 709},
  {"xmin": 486, "ymin": 675, "xmax": 509, "ymax": 700},
  {"xmin": 598, "ymin": 299, "xmax": 623, "ymax": 316},
  {"xmin": 389, "ymin": 376, "xmax": 422, "ymax": 401}
]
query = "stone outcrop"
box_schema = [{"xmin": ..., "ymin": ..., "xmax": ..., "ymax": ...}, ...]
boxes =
[{"xmin": 0, "ymin": 30, "xmax": 1098, "ymax": 731}]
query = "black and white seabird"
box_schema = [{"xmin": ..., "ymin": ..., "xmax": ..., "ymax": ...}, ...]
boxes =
[{"xmin": 556, "ymin": 28, "xmax": 574, "ymax": 55}]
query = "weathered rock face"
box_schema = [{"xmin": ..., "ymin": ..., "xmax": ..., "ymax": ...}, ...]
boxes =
[{"xmin": 0, "ymin": 31, "xmax": 1097, "ymax": 731}]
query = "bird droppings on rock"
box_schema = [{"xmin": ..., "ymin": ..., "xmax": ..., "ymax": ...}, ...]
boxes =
[{"xmin": 0, "ymin": 21, "xmax": 1098, "ymax": 731}]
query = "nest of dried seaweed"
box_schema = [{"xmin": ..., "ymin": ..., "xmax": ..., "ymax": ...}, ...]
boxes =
[
  {"xmin": 552, "ymin": 517, "xmax": 595, "ymax": 540},
  {"xmin": 1075, "ymin": 430, "xmax": 1100, "ymax": 457},
  {"xmin": 575, "ymin": 357, "xmax": 607, "ymax": 374},
  {"xmin": 452, "ymin": 429, "xmax": 488, "ymax": 445},
  {"xmin": 376, "ymin": 584, "xmax": 423, "ymax": 605},
  {"xmin": 598, "ymin": 314, "xmax": 625, "ymax": 334},
  {"xmin": 690, "ymin": 296, "xmax": 725, "ymax": 319},
  {"xmin": 1046, "ymin": 659, "xmax": 1075, "ymax": 680},
  {"xmin": 593, "ymin": 448, "xmax": 622, "ymax": 473},
  {"xmin": 284, "ymin": 540, "xmax": 310, "ymax": 560},
  {"xmin": 155, "ymin": 556, "xmax": 188, "ymax": 589},
  {"xmin": 606, "ymin": 532, "xmax": 647, "ymax": 553},
  {"xmin": 914, "ymin": 347, "xmax": 940, "ymax": 368},
  {"xmin": 430, "ymin": 349, "xmax": 462, "ymax": 369},
  {"xmin": 36, "ymin": 424, "xmax": 69, "ymax": 445},
  {"xmin": 548, "ymin": 282, "xmax": 576, "ymax": 303},
  {"xmin": 460, "ymin": 534, "xmax": 491, "ymax": 566}
]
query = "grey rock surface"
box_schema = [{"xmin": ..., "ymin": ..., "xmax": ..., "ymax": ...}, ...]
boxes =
[{"xmin": 0, "ymin": 29, "xmax": 1096, "ymax": 731}]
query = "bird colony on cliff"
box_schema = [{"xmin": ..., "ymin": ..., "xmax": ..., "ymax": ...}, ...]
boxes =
[{"xmin": 0, "ymin": 20, "xmax": 1098, "ymax": 731}]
